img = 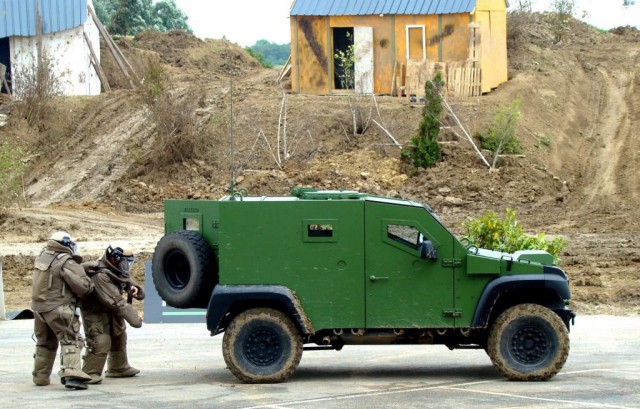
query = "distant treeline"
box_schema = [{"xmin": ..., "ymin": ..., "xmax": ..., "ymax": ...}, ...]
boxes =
[{"xmin": 246, "ymin": 40, "xmax": 291, "ymax": 68}]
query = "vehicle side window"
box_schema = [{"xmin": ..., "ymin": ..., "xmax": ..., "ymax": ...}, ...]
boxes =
[
  {"xmin": 303, "ymin": 219, "xmax": 338, "ymax": 243},
  {"xmin": 387, "ymin": 224, "xmax": 422, "ymax": 250},
  {"xmin": 308, "ymin": 224, "xmax": 333, "ymax": 238}
]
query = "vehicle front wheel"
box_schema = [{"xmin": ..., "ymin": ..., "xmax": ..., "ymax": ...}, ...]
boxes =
[
  {"xmin": 222, "ymin": 308, "xmax": 303, "ymax": 383},
  {"xmin": 487, "ymin": 303, "xmax": 569, "ymax": 381}
]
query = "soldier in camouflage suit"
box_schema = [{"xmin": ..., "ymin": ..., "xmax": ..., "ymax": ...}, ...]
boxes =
[
  {"xmin": 80, "ymin": 242, "xmax": 144, "ymax": 384},
  {"xmin": 31, "ymin": 231, "xmax": 94, "ymax": 390}
]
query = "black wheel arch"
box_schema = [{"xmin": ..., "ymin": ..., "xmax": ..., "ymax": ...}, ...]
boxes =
[
  {"xmin": 207, "ymin": 285, "xmax": 314, "ymax": 337},
  {"xmin": 472, "ymin": 274, "xmax": 574, "ymax": 330}
]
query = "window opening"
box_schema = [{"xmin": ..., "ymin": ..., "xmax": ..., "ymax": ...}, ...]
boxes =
[
  {"xmin": 406, "ymin": 25, "xmax": 426, "ymax": 61},
  {"xmin": 183, "ymin": 218, "xmax": 200, "ymax": 231},
  {"xmin": 308, "ymin": 224, "xmax": 334, "ymax": 238},
  {"xmin": 387, "ymin": 224, "xmax": 422, "ymax": 249}
]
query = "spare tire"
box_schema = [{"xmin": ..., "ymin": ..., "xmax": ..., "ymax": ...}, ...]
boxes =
[{"xmin": 152, "ymin": 230, "xmax": 217, "ymax": 309}]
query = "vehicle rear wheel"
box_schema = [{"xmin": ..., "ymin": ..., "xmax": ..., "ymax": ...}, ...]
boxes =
[
  {"xmin": 487, "ymin": 303, "xmax": 569, "ymax": 381},
  {"xmin": 151, "ymin": 230, "xmax": 216, "ymax": 308},
  {"xmin": 223, "ymin": 308, "xmax": 302, "ymax": 383}
]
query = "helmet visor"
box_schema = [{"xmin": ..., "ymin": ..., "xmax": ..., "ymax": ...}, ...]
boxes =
[{"xmin": 118, "ymin": 255, "xmax": 135, "ymax": 277}]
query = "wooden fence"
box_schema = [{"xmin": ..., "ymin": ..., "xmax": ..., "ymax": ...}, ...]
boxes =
[{"xmin": 396, "ymin": 60, "xmax": 482, "ymax": 99}]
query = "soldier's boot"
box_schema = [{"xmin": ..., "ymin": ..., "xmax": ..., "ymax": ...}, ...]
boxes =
[
  {"xmin": 82, "ymin": 352, "xmax": 107, "ymax": 385},
  {"xmin": 58, "ymin": 344, "xmax": 92, "ymax": 389},
  {"xmin": 32, "ymin": 347, "xmax": 57, "ymax": 386},
  {"xmin": 105, "ymin": 350, "xmax": 140, "ymax": 378}
]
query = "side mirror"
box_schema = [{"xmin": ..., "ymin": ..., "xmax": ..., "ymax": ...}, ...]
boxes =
[{"xmin": 420, "ymin": 240, "xmax": 438, "ymax": 260}]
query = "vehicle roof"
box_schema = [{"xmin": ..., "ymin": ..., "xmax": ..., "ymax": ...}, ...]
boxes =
[{"xmin": 221, "ymin": 189, "xmax": 423, "ymax": 207}]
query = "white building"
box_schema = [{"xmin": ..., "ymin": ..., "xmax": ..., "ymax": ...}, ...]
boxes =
[{"xmin": 0, "ymin": 0, "xmax": 101, "ymax": 96}]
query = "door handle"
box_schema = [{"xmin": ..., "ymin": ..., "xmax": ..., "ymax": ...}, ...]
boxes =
[{"xmin": 370, "ymin": 275, "xmax": 389, "ymax": 282}]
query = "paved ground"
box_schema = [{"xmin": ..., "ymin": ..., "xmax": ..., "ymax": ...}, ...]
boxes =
[{"xmin": 1, "ymin": 315, "xmax": 639, "ymax": 409}]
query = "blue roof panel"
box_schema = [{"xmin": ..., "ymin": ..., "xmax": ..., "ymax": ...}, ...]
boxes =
[
  {"xmin": 0, "ymin": 0, "xmax": 87, "ymax": 38},
  {"xmin": 291, "ymin": 0, "xmax": 477, "ymax": 16}
]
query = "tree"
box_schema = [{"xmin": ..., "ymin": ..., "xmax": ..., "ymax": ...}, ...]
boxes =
[
  {"xmin": 102, "ymin": 0, "xmax": 192, "ymax": 35},
  {"xmin": 153, "ymin": 0, "xmax": 192, "ymax": 33},
  {"xmin": 401, "ymin": 72, "xmax": 444, "ymax": 169},
  {"xmin": 109, "ymin": 0, "xmax": 149, "ymax": 35},
  {"xmin": 249, "ymin": 40, "xmax": 291, "ymax": 67},
  {"xmin": 244, "ymin": 47, "xmax": 273, "ymax": 68},
  {"xmin": 93, "ymin": 0, "xmax": 117, "ymax": 26}
]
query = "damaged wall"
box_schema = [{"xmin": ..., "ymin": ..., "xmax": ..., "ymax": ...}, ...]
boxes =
[{"xmin": 10, "ymin": 18, "xmax": 100, "ymax": 97}]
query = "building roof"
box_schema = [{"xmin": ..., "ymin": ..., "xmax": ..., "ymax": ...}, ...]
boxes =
[
  {"xmin": 0, "ymin": 0, "xmax": 88, "ymax": 38},
  {"xmin": 290, "ymin": 0, "xmax": 479, "ymax": 16}
]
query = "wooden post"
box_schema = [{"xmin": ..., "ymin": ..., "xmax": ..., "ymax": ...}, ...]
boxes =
[
  {"xmin": 36, "ymin": 1, "xmax": 43, "ymax": 66},
  {"xmin": 84, "ymin": 32, "xmax": 111, "ymax": 92},
  {"xmin": 87, "ymin": 5, "xmax": 136, "ymax": 89},
  {"xmin": 390, "ymin": 60, "xmax": 397, "ymax": 96}
]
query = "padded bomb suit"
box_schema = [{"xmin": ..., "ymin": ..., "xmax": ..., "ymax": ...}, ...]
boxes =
[
  {"xmin": 31, "ymin": 240, "xmax": 94, "ymax": 386},
  {"xmin": 80, "ymin": 259, "xmax": 144, "ymax": 383}
]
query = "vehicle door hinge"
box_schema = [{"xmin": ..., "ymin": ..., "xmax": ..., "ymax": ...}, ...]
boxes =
[
  {"xmin": 442, "ymin": 309, "xmax": 463, "ymax": 318},
  {"xmin": 442, "ymin": 258, "xmax": 463, "ymax": 268}
]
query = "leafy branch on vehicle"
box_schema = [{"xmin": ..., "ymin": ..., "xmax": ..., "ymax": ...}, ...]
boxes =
[{"xmin": 462, "ymin": 208, "xmax": 568, "ymax": 263}]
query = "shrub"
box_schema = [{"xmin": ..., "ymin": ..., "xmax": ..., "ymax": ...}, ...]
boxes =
[
  {"xmin": 401, "ymin": 72, "xmax": 444, "ymax": 169},
  {"xmin": 0, "ymin": 142, "xmax": 26, "ymax": 208},
  {"xmin": 141, "ymin": 55, "xmax": 202, "ymax": 168},
  {"xmin": 334, "ymin": 32, "xmax": 355, "ymax": 90},
  {"xmin": 477, "ymin": 98, "xmax": 522, "ymax": 167},
  {"xmin": 549, "ymin": 0, "xmax": 576, "ymax": 43},
  {"xmin": 507, "ymin": 0, "xmax": 535, "ymax": 45},
  {"xmin": 12, "ymin": 50, "xmax": 62, "ymax": 128},
  {"xmin": 462, "ymin": 209, "xmax": 568, "ymax": 263}
]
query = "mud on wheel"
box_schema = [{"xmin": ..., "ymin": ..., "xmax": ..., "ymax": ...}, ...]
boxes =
[
  {"xmin": 487, "ymin": 303, "xmax": 569, "ymax": 381},
  {"xmin": 222, "ymin": 308, "xmax": 303, "ymax": 383}
]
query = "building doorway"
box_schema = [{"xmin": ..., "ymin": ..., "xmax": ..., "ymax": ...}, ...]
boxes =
[
  {"xmin": 333, "ymin": 27, "xmax": 354, "ymax": 90},
  {"xmin": 0, "ymin": 37, "xmax": 11, "ymax": 94}
]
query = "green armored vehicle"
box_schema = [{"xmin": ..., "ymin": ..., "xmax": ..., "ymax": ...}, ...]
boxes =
[{"xmin": 151, "ymin": 188, "xmax": 574, "ymax": 383}]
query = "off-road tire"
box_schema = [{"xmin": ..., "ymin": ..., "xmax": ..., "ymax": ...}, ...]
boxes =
[
  {"xmin": 223, "ymin": 308, "xmax": 303, "ymax": 384},
  {"xmin": 152, "ymin": 230, "xmax": 216, "ymax": 308},
  {"xmin": 488, "ymin": 303, "xmax": 569, "ymax": 381}
]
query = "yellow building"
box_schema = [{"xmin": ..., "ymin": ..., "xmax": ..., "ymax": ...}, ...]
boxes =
[{"xmin": 289, "ymin": 0, "xmax": 508, "ymax": 96}]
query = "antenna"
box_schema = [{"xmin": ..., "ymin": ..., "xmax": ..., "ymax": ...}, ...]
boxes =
[{"xmin": 227, "ymin": 41, "xmax": 236, "ymax": 198}]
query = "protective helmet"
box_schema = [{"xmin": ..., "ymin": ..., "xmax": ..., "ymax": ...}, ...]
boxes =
[
  {"xmin": 104, "ymin": 241, "xmax": 135, "ymax": 277},
  {"xmin": 50, "ymin": 231, "xmax": 77, "ymax": 255}
]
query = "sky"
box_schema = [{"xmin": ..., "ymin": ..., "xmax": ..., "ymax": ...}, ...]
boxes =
[
  {"xmin": 172, "ymin": 0, "xmax": 293, "ymax": 46},
  {"xmin": 171, "ymin": 0, "xmax": 640, "ymax": 47}
]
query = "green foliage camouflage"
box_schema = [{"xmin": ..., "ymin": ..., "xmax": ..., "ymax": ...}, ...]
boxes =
[{"xmin": 462, "ymin": 209, "xmax": 568, "ymax": 263}]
